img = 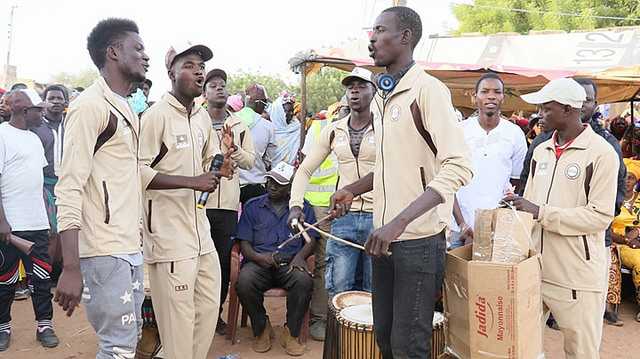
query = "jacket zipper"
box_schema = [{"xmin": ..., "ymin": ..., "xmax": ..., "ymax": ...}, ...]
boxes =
[
  {"xmin": 581, "ymin": 235, "xmax": 591, "ymax": 260},
  {"xmin": 147, "ymin": 199, "xmax": 153, "ymax": 233},
  {"xmin": 352, "ymin": 130, "xmax": 365, "ymax": 213},
  {"xmin": 380, "ymin": 101, "xmax": 388, "ymax": 226},
  {"xmin": 187, "ymin": 117, "xmax": 202, "ymax": 255},
  {"xmin": 216, "ymin": 127, "xmax": 223, "ymax": 209},
  {"xmin": 541, "ymin": 158, "xmax": 560, "ymax": 253},
  {"xmin": 102, "ymin": 181, "xmax": 110, "ymax": 224}
]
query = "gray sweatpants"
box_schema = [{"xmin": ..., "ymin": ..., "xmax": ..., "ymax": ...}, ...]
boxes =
[{"xmin": 80, "ymin": 256, "xmax": 144, "ymax": 359}]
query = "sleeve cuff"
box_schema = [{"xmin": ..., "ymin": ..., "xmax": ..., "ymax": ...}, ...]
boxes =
[
  {"xmin": 141, "ymin": 167, "xmax": 159, "ymax": 190},
  {"xmin": 289, "ymin": 199, "xmax": 304, "ymax": 210},
  {"xmin": 426, "ymin": 184, "xmax": 446, "ymax": 203}
]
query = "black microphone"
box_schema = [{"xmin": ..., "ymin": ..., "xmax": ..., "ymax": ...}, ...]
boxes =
[{"xmin": 196, "ymin": 154, "xmax": 225, "ymax": 209}]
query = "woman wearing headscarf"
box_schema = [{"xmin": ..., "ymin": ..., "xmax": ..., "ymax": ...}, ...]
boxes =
[
  {"xmin": 269, "ymin": 91, "xmax": 300, "ymax": 165},
  {"xmin": 607, "ymin": 158, "xmax": 640, "ymax": 325}
]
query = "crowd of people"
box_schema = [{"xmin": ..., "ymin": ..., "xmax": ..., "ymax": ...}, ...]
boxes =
[{"xmin": 0, "ymin": 5, "xmax": 637, "ymax": 359}]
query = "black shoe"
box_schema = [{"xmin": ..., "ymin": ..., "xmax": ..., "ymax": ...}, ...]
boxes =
[
  {"xmin": 216, "ymin": 318, "xmax": 227, "ymax": 336},
  {"xmin": 36, "ymin": 328, "xmax": 59, "ymax": 348},
  {"xmin": 0, "ymin": 331, "xmax": 10, "ymax": 352}
]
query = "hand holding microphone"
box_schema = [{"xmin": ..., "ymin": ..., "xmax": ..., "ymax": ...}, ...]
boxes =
[{"xmin": 196, "ymin": 154, "xmax": 225, "ymax": 209}]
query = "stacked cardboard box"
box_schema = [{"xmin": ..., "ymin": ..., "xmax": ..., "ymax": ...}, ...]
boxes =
[{"xmin": 444, "ymin": 208, "xmax": 544, "ymax": 359}]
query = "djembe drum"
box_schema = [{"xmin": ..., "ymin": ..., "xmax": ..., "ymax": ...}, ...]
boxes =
[
  {"xmin": 324, "ymin": 291, "xmax": 372, "ymax": 359},
  {"xmin": 334, "ymin": 302, "xmax": 446, "ymax": 359}
]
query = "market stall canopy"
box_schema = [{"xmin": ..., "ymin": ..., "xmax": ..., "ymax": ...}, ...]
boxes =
[{"xmin": 290, "ymin": 27, "xmax": 640, "ymax": 113}]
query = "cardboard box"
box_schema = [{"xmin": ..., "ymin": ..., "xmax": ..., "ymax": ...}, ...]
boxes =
[
  {"xmin": 472, "ymin": 208, "xmax": 534, "ymax": 264},
  {"xmin": 444, "ymin": 245, "xmax": 543, "ymax": 359}
]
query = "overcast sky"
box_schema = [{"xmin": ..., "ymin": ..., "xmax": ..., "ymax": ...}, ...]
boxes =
[{"xmin": 0, "ymin": 0, "xmax": 459, "ymax": 97}]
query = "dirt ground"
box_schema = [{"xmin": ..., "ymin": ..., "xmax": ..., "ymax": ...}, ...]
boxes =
[{"xmin": 1, "ymin": 294, "xmax": 639, "ymax": 359}]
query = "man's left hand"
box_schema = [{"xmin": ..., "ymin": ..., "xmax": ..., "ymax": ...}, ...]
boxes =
[
  {"xmin": 289, "ymin": 255, "xmax": 310, "ymax": 275},
  {"xmin": 222, "ymin": 124, "xmax": 236, "ymax": 151},
  {"xmin": 502, "ymin": 194, "xmax": 540, "ymax": 219},
  {"xmin": 364, "ymin": 219, "xmax": 405, "ymax": 257}
]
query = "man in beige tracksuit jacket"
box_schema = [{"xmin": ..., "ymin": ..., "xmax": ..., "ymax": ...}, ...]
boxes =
[
  {"xmin": 507, "ymin": 78, "xmax": 618, "ymax": 359},
  {"xmin": 54, "ymin": 19, "xmax": 150, "ymax": 359},
  {"xmin": 202, "ymin": 68, "xmax": 255, "ymax": 333},
  {"xmin": 289, "ymin": 67, "xmax": 377, "ymax": 298},
  {"xmin": 330, "ymin": 8, "xmax": 473, "ymax": 357},
  {"xmin": 139, "ymin": 44, "xmax": 223, "ymax": 359}
]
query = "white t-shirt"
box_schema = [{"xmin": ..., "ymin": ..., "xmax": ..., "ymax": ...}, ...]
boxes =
[
  {"xmin": 452, "ymin": 116, "xmax": 527, "ymax": 231},
  {"xmin": 0, "ymin": 122, "xmax": 49, "ymax": 231}
]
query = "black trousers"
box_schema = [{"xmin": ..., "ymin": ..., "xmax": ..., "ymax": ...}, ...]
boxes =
[
  {"xmin": 0, "ymin": 230, "xmax": 53, "ymax": 326},
  {"xmin": 236, "ymin": 261, "xmax": 313, "ymax": 337},
  {"xmin": 372, "ymin": 233, "xmax": 446, "ymax": 359},
  {"xmin": 240, "ymin": 184, "xmax": 266, "ymax": 205},
  {"xmin": 206, "ymin": 209, "xmax": 238, "ymax": 314}
]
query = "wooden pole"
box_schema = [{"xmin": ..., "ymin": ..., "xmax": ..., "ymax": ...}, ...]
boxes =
[{"xmin": 299, "ymin": 64, "xmax": 308, "ymax": 155}]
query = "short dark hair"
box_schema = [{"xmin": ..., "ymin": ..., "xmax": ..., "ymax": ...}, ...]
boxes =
[
  {"xmin": 143, "ymin": 78, "xmax": 152, "ymax": 88},
  {"xmin": 43, "ymin": 84, "xmax": 69, "ymax": 102},
  {"xmin": 87, "ymin": 18, "xmax": 139, "ymax": 69},
  {"xmin": 475, "ymin": 72, "xmax": 505, "ymax": 93},
  {"xmin": 382, "ymin": 6, "xmax": 422, "ymax": 49},
  {"xmin": 573, "ymin": 77, "xmax": 598, "ymax": 98}
]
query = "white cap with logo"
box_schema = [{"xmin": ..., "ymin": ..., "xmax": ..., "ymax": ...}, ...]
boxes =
[
  {"xmin": 341, "ymin": 67, "xmax": 375, "ymax": 86},
  {"xmin": 520, "ymin": 78, "xmax": 586, "ymax": 109},
  {"xmin": 265, "ymin": 162, "xmax": 296, "ymax": 185}
]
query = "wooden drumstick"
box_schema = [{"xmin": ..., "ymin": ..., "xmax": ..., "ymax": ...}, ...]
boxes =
[
  {"xmin": 295, "ymin": 222, "xmax": 313, "ymax": 244},
  {"xmin": 302, "ymin": 222, "xmax": 365, "ymax": 251},
  {"xmin": 278, "ymin": 214, "xmax": 333, "ymax": 250},
  {"xmin": 303, "ymin": 222, "xmax": 392, "ymax": 256}
]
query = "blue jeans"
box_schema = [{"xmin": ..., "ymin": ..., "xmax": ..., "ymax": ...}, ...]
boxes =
[{"xmin": 326, "ymin": 212, "xmax": 373, "ymax": 298}]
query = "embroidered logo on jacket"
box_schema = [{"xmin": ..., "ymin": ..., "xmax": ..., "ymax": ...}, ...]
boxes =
[
  {"xmin": 175, "ymin": 134, "xmax": 190, "ymax": 149},
  {"xmin": 565, "ymin": 163, "xmax": 581, "ymax": 180}
]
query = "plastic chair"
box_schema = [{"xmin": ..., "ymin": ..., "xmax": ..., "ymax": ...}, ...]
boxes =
[{"xmin": 227, "ymin": 242, "xmax": 314, "ymax": 344}]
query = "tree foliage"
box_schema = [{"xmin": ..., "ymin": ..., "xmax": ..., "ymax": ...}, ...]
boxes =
[
  {"xmin": 304, "ymin": 67, "xmax": 346, "ymax": 115},
  {"xmin": 453, "ymin": 0, "xmax": 640, "ymax": 35},
  {"xmin": 226, "ymin": 72, "xmax": 297, "ymax": 103},
  {"xmin": 227, "ymin": 67, "xmax": 346, "ymax": 115},
  {"xmin": 50, "ymin": 69, "xmax": 99, "ymax": 89}
]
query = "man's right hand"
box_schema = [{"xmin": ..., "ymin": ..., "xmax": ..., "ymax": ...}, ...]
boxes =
[
  {"xmin": 287, "ymin": 206, "xmax": 305, "ymax": 232},
  {"xmin": 459, "ymin": 223, "xmax": 474, "ymax": 245},
  {"xmin": 254, "ymin": 253, "xmax": 276, "ymax": 269},
  {"xmin": 0, "ymin": 221, "xmax": 11, "ymax": 244},
  {"xmin": 329, "ymin": 189, "xmax": 354, "ymax": 218},
  {"xmin": 190, "ymin": 172, "xmax": 220, "ymax": 192},
  {"xmin": 54, "ymin": 267, "xmax": 83, "ymax": 317}
]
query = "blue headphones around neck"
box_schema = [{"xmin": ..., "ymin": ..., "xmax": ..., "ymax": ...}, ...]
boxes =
[
  {"xmin": 377, "ymin": 73, "xmax": 397, "ymax": 93},
  {"xmin": 375, "ymin": 61, "xmax": 416, "ymax": 95}
]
